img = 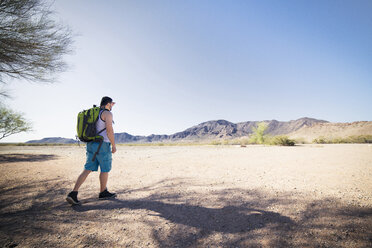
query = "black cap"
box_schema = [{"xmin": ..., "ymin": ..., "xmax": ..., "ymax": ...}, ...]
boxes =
[{"xmin": 100, "ymin": 96, "xmax": 113, "ymax": 107}]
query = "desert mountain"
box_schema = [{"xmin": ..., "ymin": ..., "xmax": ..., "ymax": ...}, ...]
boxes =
[
  {"xmin": 288, "ymin": 121, "xmax": 372, "ymax": 143},
  {"xmin": 114, "ymin": 117, "xmax": 327, "ymax": 143},
  {"xmin": 26, "ymin": 117, "xmax": 330, "ymax": 144}
]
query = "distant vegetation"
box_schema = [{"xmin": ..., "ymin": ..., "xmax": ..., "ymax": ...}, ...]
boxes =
[
  {"xmin": 209, "ymin": 135, "xmax": 296, "ymax": 146},
  {"xmin": 209, "ymin": 122, "xmax": 296, "ymax": 146},
  {"xmin": 249, "ymin": 122, "xmax": 295, "ymax": 146},
  {"xmin": 267, "ymin": 135, "xmax": 296, "ymax": 146},
  {"xmin": 0, "ymin": 106, "xmax": 32, "ymax": 140},
  {"xmin": 3, "ymin": 135, "xmax": 371, "ymax": 147},
  {"xmin": 118, "ymin": 142, "xmax": 203, "ymax": 146},
  {"xmin": 249, "ymin": 122, "xmax": 269, "ymax": 144},
  {"xmin": 313, "ymin": 135, "xmax": 372, "ymax": 144}
]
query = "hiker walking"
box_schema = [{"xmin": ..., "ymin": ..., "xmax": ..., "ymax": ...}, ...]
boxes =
[{"xmin": 66, "ymin": 96, "xmax": 117, "ymax": 205}]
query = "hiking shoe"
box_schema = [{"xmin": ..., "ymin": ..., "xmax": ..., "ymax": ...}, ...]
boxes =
[
  {"xmin": 99, "ymin": 189, "xmax": 117, "ymax": 199},
  {"xmin": 66, "ymin": 191, "xmax": 81, "ymax": 205}
]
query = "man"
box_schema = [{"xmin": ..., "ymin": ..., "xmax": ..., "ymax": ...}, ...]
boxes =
[{"xmin": 66, "ymin": 96, "xmax": 117, "ymax": 205}]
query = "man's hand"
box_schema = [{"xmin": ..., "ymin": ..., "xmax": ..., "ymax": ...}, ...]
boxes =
[{"xmin": 112, "ymin": 145, "xmax": 117, "ymax": 154}]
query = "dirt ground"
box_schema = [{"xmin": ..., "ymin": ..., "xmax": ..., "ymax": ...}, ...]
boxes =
[{"xmin": 0, "ymin": 144, "xmax": 371, "ymax": 248}]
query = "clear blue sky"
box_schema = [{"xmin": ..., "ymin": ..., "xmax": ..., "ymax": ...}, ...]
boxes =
[{"xmin": 3, "ymin": 0, "xmax": 372, "ymax": 142}]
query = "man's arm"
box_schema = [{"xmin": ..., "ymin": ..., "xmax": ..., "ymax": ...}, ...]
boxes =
[{"xmin": 102, "ymin": 111, "xmax": 116, "ymax": 153}]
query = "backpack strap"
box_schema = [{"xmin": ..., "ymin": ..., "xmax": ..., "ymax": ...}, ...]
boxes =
[
  {"xmin": 92, "ymin": 139, "xmax": 103, "ymax": 162},
  {"xmin": 97, "ymin": 128, "xmax": 106, "ymax": 135},
  {"xmin": 99, "ymin": 108, "xmax": 109, "ymax": 122},
  {"xmin": 97, "ymin": 108, "xmax": 109, "ymax": 134}
]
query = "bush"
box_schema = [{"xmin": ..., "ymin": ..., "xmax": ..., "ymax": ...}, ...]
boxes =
[
  {"xmin": 227, "ymin": 139, "xmax": 239, "ymax": 145},
  {"xmin": 249, "ymin": 122, "xmax": 269, "ymax": 144},
  {"xmin": 313, "ymin": 136, "xmax": 328, "ymax": 144},
  {"xmin": 349, "ymin": 135, "xmax": 372, "ymax": 143},
  {"xmin": 313, "ymin": 135, "xmax": 372, "ymax": 144},
  {"xmin": 210, "ymin": 140, "xmax": 223, "ymax": 145},
  {"xmin": 268, "ymin": 136, "xmax": 295, "ymax": 146},
  {"xmin": 293, "ymin": 137, "xmax": 307, "ymax": 144},
  {"xmin": 239, "ymin": 138, "xmax": 250, "ymax": 146}
]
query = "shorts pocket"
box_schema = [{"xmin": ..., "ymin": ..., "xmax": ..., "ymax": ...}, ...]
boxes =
[{"xmin": 101, "ymin": 153, "xmax": 112, "ymax": 172}]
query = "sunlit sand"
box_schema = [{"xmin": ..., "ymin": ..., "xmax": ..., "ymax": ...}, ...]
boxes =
[{"xmin": 0, "ymin": 144, "xmax": 371, "ymax": 247}]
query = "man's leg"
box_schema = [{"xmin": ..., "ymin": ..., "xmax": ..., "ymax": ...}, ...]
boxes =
[
  {"xmin": 99, "ymin": 172, "xmax": 109, "ymax": 192},
  {"xmin": 98, "ymin": 172, "xmax": 116, "ymax": 199},
  {"xmin": 66, "ymin": 169, "xmax": 92, "ymax": 205},
  {"xmin": 97, "ymin": 142, "xmax": 116, "ymax": 198},
  {"xmin": 73, "ymin": 169, "xmax": 92, "ymax": 191}
]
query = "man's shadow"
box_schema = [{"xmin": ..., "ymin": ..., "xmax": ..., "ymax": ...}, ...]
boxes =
[{"xmin": 73, "ymin": 198, "xmax": 294, "ymax": 234}]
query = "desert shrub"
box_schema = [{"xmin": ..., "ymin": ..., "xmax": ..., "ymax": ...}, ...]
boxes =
[
  {"xmin": 227, "ymin": 138, "xmax": 240, "ymax": 145},
  {"xmin": 239, "ymin": 138, "xmax": 250, "ymax": 146},
  {"xmin": 331, "ymin": 137, "xmax": 346, "ymax": 144},
  {"xmin": 267, "ymin": 136, "xmax": 295, "ymax": 146},
  {"xmin": 209, "ymin": 139, "xmax": 231, "ymax": 145},
  {"xmin": 293, "ymin": 137, "xmax": 307, "ymax": 144},
  {"xmin": 313, "ymin": 135, "xmax": 372, "ymax": 144},
  {"xmin": 349, "ymin": 135, "xmax": 372, "ymax": 143},
  {"xmin": 210, "ymin": 140, "xmax": 223, "ymax": 145},
  {"xmin": 227, "ymin": 137, "xmax": 250, "ymax": 145},
  {"xmin": 313, "ymin": 136, "xmax": 328, "ymax": 144},
  {"xmin": 120, "ymin": 142, "xmax": 201, "ymax": 146},
  {"xmin": 250, "ymin": 122, "xmax": 269, "ymax": 144}
]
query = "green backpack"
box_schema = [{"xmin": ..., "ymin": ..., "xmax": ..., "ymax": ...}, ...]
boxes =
[{"xmin": 77, "ymin": 105, "xmax": 107, "ymax": 161}]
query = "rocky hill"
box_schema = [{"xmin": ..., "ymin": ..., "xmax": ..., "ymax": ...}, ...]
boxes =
[
  {"xmin": 114, "ymin": 117, "xmax": 327, "ymax": 143},
  {"xmin": 25, "ymin": 117, "xmax": 330, "ymax": 144},
  {"xmin": 288, "ymin": 121, "xmax": 372, "ymax": 142},
  {"xmin": 114, "ymin": 133, "xmax": 168, "ymax": 143}
]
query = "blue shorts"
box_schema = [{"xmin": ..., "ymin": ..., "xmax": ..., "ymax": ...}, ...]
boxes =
[{"xmin": 84, "ymin": 142, "xmax": 112, "ymax": 172}]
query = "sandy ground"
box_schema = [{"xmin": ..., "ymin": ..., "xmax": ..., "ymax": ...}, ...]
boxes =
[{"xmin": 0, "ymin": 144, "xmax": 371, "ymax": 248}]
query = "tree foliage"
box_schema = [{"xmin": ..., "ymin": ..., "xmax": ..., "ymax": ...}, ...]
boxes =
[
  {"xmin": 250, "ymin": 122, "xmax": 269, "ymax": 144},
  {"xmin": 0, "ymin": 0, "xmax": 73, "ymax": 83},
  {"xmin": 0, "ymin": 105, "xmax": 32, "ymax": 140},
  {"xmin": 0, "ymin": 0, "xmax": 73, "ymax": 139}
]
